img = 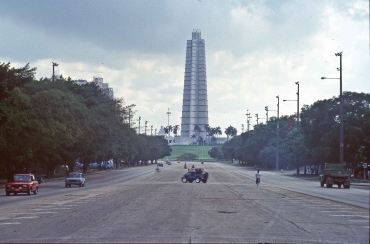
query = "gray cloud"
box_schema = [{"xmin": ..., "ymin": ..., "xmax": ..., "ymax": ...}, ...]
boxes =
[{"xmin": 0, "ymin": 0, "xmax": 368, "ymax": 132}]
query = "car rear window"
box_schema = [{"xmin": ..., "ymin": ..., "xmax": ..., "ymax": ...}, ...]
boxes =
[{"xmin": 13, "ymin": 175, "xmax": 31, "ymax": 181}]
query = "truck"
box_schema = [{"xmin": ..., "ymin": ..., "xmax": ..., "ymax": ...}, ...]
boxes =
[{"xmin": 319, "ymin": 163, "xmax": 351, "ymax": 189}]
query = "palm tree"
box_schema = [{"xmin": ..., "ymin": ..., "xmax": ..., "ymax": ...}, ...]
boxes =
[
  {"xmin": 173, "ymin": 125, "xmax": 180, "ymax": 137},
  {"xmin": 191, "ymin": 134, "xmax": 197, "ymax": 144},
  {"xmin": 214, "ymin": 126, "xmax": 222, "ymax": 137},
  {"xmin": 194, "ymin": 124, "xmax": 203, "ymax": 137},
  {"xmin": 167, "ymin": 125, "xmax": 173, "ymax": 137},
  {"xmin": 203, "ymin": 124, "xmax": 211, "ymax": 144},
  {"xmin": 225, "ymin": 125, "xmax": 237, "ymax": 141}
]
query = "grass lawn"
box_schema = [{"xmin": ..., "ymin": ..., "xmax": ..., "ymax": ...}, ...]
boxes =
[{"xmin": 163, "ymin": 145, "xmax": 215, "ymax": 161}]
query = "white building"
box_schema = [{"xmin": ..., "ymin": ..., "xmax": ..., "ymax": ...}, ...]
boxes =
[
  {"xmin": 180, "ymin": 30, "xmax": 209, "ymax": 140},
  {"xmin": 74, "ymin": 77, "xmax": 114, "ymax": 99}
]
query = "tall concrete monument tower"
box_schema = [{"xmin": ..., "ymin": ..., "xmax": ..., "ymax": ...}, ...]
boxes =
[{"xmin": 180, "ymin": 30, "xmax": 209, "ymax": 140}]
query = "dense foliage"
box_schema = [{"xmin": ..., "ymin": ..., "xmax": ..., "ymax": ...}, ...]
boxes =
[
  {"xmin": 0, "ymin": 63, "xmax": 171, "ymax": 178},
  {"xmin": 177, "ymin": 153, "xmax": 198, "ymax": 161},
  {"xmin": 210, "ymin": 92, "xmax": 370, "ymax": 173}
]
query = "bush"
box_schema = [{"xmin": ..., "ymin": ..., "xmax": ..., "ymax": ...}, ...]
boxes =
[{"xmin": 177, "ymin": 153, "xmax": 198, "ymax": 161}]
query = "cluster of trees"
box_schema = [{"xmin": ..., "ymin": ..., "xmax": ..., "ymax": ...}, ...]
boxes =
[
  {"xmin": 209, "ymin": 92, "xmax": 370, "ymax": 174},
  {"xmin": 0, "ymin": 63, "xmax": 171, "ymax": 178},
  {"xmin": 191, "ymin": 124, "xmax": 236, "ymax": 145},
  {"xmin": 164, "ymin": 125, "xmax": 180, "ymax": 137},
  {"xmin": 163, "ymin": 123, "xmax": 238, "ymax": 146}
]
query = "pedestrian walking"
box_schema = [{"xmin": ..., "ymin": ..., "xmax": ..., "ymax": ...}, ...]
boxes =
[{"xmin": 256, "ymin": 169, "xmax": 261, "ymax": 186}]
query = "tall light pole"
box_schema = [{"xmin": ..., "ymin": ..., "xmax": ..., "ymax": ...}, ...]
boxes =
[
  {"xmin": 166, "ymin": 108, "xmax": 171, "ymax": 137},
  {"xmin": 52, "ymin": 62, "xmax": 59, "ymax": 81},
  {"xmin": 321, "ymin": 51, "xmax": 343, "ymax": 165},
  {"xmin": 265, "ymin": 106, "xmax": 269, "ymax": 122},
  {"xmin": 255, "ymin": 113, "xmax": 259, "ymax": 125},
  {"xmin": 145, "ymin": 121, "xmax": 148, "ymax": 135},
  {"xmin": 276, "ymin": 95, "xmax": 280, "ymax": 171},
  {"xmin": 283, "ymin": 81, "xmax": 300, "ymax": 126},
  {"xmin": 296, "ymin": 81, "xmax": 299, "ymax": 126},
  {"xmin": 151, "ymin": 125, "xmax": 153, "ymax": 136},
  {"xmin": 138, "ymin": 116, "xmax": 141, "ymax": 134},
  {"xmin": 246, "ymin": 111, "xmax": 251, "ymax": 132},
  {"xmin": 265, "ymin": 106, "xmax": 277, "ymax": 123}
]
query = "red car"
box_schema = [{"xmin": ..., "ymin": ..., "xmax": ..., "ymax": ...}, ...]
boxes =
[{"xmin": 5, "ymin": 173, "xmax": 39, "ymax": 196}]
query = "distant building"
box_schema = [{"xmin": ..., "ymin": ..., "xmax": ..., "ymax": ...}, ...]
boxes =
[
  {"xmin": 74, "ymin": 79, "xmax": 88, "ymax": 86},
  {"xmin": 92, "ymin": 76, "xmax": 114, "ymax": 99},
  {"xmin": 74, "ymin": 77, "xmax": 114, "ymax": 99}
]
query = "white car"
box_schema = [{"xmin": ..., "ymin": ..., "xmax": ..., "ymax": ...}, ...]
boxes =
[{"xmin": 65, "ymin": 172, "xmax": 85, "ymax": 187}]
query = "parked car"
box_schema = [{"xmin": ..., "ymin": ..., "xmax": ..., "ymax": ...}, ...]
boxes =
[
  {"xmin": 89, "ymin": 162, "xmax": 99, "ymax": 169},
  {"xmin": 97, "ymin": 163, "xmax": 107, "ymax": 170},
  {"xmin": 106, "ymin": 163, "xmax": 114, "ymax": 169},
  {"xmin": 158, "ymin": 163, "xmax": 163, "ymax": 167},
  {"xmin": 5, "ymin": 173, "xmax": 39, "ymax": 196},
  {"xmin": 65, "ymin": 172, "xmax": 85, "ymax": 187},
  {"xmin": 181, "ymin": 168, "xmax": 208, "ymax": 183}
]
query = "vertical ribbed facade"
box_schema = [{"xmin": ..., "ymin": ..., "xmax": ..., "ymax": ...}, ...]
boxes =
[{"xmin": 180, "ymin": 30, "xmax": 208, "ymax": 139}]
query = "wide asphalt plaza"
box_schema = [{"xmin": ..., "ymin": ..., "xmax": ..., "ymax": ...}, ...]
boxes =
[{"xmin": 0, "ymin": 161, "xmax": 369, "ymax": 243}]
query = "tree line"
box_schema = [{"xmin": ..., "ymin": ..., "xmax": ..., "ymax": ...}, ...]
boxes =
[
  {"xmin": 0, "ymin": 63, "xmax": 171, "ymax": 178},
  {"xmin": 164, "ymin": 123, "xmax": 237, "ymax": 145},
  {"xmin": 209, "ymin": 92, "xmax": 370, "ymax": 174}
]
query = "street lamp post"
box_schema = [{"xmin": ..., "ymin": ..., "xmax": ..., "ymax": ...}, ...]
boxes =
[
  {"xmin": 296, "ymin": 81, "xmax": 299, "ymax": 126},
  {"xmin": 167, "ymin": 108, "xmax": 171, "ymax": 138},
  {"xmin": 138, "ymin": 116, "xmax": 141, "ymax": 134},
  {"xmin": 246, "ymin": 110, "xmax": 251, "ymax": 132},
  {"xmin": 52, "ymin": 62, "xmax": 59, "ymax": 81},
  {"xmin": 265, "ymin": 106, "xmax": 268, "ymax": 122},
  {"xmin": 151, "ymin": 125, "xmax": 153, "ymax": 136},
  {"xmin": 283, "ymin": 81, "xmax": 300, "ymax": 125},
  {"xmin": 276, "ymin": 95, "xmax": 280, "ymax": 171},
  {"xmin": 145, "ymin": 121, "xmax": 148, "ymax": 135},
  {"xmin": 321, "ymin": 51, "xmax": 343, "ymax": 165},
  {"xmin": 255, "ymin": 113, "xmax": 259, "ymax": 125},
  {"xmin": 265, "ymin": 106, "xmax": 277, "ymax": 123}
]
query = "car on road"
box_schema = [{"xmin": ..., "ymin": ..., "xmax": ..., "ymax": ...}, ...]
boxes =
[
  {"xmin": 65, "ymin": 172, "xmax": 85, "ymax": 187},
  {"xmin": 5, "ymin": 173, "xmax": 39, "ymax": 196},
  {"xmin": 106, "ymin": 163, "xmax": 114, "ymax": 169},
  {"xmin": 181, "ymin": 168, "xmax": 208, "ymax": 183}
]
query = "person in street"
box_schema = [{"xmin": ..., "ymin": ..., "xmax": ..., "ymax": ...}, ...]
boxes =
[
  {"xmin": 256, "ymin": 169, "xmax": 261, "ymax": 186},
  {"xmin": 192, "ymin": 164, "xmax": 195, "ymax": 169}
]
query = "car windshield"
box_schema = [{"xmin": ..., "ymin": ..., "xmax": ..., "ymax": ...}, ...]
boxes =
[
  {"xmin": 68, "ymin": 173, "xmax": 80, "ymax": 178},
  {"xmin": 13, "ymin": 175, "xmax": 31, "ymax": 181}
]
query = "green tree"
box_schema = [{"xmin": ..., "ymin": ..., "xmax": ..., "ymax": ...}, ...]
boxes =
[{"xmin": 224, "ymin": 125, "xmax": 237, "ymax": 141}]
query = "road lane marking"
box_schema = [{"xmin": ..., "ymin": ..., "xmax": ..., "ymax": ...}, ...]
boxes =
[
  {"xmin": 331, "ymin": 215, "xmax": 357, "ymax": 217},
  {"xmin": 303, "ymin": 205, "xmax": 329, "ymax": 207},
  {"xmin": 11, "ymin": 212, "xmax": 57, "ymax": 214},
  {"xmin": 0, "ymin": 222, "xmax": 21, "ymax": 225},
  {"xmin": 12, "ymin": 216, "xmax": 39, "ymax": 219}
]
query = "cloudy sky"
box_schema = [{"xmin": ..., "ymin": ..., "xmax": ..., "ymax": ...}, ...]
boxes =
[{"xmin": 1, "ymin": 0, "xmax": 369, "ymax": 135}]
